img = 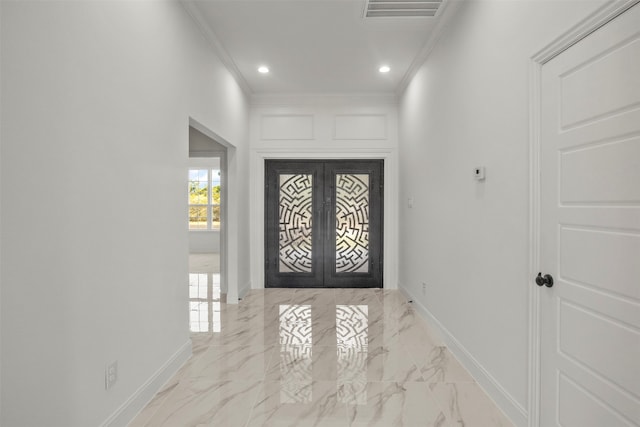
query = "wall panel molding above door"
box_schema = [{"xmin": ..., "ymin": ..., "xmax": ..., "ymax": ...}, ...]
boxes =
[
  {"xmin": 260, "ymin": 114, "xmax": 315, "ymax": 140},
  {"xmin": 333, "ymin": 114, "xmax": 388, "ymax": 140}
]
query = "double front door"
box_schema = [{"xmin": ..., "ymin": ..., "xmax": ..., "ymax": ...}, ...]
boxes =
[{"xmin": 265, "ymin": 160, "xmax": 383, "ymax": 288}]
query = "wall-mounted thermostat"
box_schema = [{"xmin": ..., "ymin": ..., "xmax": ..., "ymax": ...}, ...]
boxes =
[{"xmin": 474, "ymin": 166, "xmax": 486, "ymax": 181}]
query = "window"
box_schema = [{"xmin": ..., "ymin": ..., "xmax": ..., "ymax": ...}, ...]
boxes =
[{"xmin": 188, "ymin": 168, "xmax": 221, "ymax": 230}]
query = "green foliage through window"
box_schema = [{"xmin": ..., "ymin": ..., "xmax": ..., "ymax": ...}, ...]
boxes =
[{"xmin": 188, "ymin": 168, "xmax": 221, "ymax": 230}]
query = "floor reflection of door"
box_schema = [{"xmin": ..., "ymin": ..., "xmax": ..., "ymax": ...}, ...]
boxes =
[{"xmin": 265, "ymin": 160, "xmax": 383, "ymax": 288}]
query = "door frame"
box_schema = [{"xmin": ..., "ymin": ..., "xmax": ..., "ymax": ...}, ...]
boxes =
[
  {"xmin": 189, "ymin": 118, "xmax": 240, "ymax": 303},
  {"xmin": 264, "ymin": 159, "xmax": 384, "ymax": 288},
  {"xmin": 528, "ymin": 1, "xmax": 639, "ymax": 425},
  {"xmin": 250, "ymin": 148, "xmax": 398, "ymax": 293}
]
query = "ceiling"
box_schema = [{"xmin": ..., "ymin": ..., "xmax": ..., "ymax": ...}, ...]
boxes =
[{"xmin": 186, "ymin": 0, "xmax": 447, "ymax": 95}]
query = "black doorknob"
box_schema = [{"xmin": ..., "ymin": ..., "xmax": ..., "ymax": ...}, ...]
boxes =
[{"xmin": 536, "ymin": 272, "xmax": 554, "ymax": 288}]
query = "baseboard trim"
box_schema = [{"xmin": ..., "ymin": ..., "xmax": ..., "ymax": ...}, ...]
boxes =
[
  {"xmin": 238, "ymin": 280, "xmax": 251, "ymax": 301},
  {"xmin": 400, "ymin": 285, "xmax": 528, "ymax": 427},
  {"xmin": 100, "ymin": 340, "xmax": 192, "ymax": 427}
]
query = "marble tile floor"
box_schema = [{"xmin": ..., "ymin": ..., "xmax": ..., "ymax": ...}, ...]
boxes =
[
  {"xmin": 188, "ymin": 253, "xmax": 220, "ymax": 274},
  {"xmin": 130, "ymin": 286, "xmax": 514, "ymax": 427}
]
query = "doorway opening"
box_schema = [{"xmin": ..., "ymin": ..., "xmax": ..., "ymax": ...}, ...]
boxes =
[
  {"xmin": 265, "ymin": 159, "xmax": 383, "ymax": 288},
  {"xmin": 188, "ymin": 126, "xmax": 227, "ymax": 333}
]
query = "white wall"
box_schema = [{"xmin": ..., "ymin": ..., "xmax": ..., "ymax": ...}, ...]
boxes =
[
  {"xmin": 0, "ymin": 4, "xmax": 3, "ymax": 421},
  {"xmin": 249, "ymin": 95, "xmax": 399, "ymax": 292},
  {"xmin": 398, "ymin": 0, "xmax": 608, "ymax": 425},
  {"xmin": 0, "ymin": 2, "xmax": 249, "ymax": 426}
]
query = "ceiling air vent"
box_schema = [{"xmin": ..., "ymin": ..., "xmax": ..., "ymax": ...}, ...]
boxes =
[{"xmin": 364, "ymin": 0, "xmax": 443, "ymax": 18}]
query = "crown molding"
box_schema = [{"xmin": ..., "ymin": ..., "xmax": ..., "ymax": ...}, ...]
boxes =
[
  {"xmin": 179, "ymin": 0, "xmax": 253, "ymax": 97},
  {"xmin": 395, "ymin": 0, "xmax": 463, "ymax": 96}
]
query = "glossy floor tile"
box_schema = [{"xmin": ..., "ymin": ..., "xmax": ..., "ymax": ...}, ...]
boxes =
[{"xmin": 130, "ymin": 255, "xmax": 514, "ymax": 426}]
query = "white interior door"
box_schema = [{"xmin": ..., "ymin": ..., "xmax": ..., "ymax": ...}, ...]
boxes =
[{"xmin": 540, "ymin": 4, "xmax": 640, "ymax": 426}]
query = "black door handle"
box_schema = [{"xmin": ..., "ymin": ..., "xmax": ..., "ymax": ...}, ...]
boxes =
[{"xmin": 536, "ymin": 272, "xmax": 554, "ymax": 288}]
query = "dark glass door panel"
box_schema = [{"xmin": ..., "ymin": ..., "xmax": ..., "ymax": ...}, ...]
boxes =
[
  {"xmin": 323, "ymin": 161, "xmax": 383, "ymax": 288},
  {"xmin": 265, "ymin": 161, "xmax": 323, "ymax": 288}
]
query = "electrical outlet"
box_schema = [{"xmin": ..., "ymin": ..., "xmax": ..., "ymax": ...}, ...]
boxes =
[
  {"xmin": 105, "ymin": 361, "xmax": 118, "ymax": 390},
  {"xmin": 422, "ymin": 282, "xmax": 427, "ymax": 294}
]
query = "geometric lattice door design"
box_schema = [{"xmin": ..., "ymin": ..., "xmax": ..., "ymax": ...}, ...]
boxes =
[{"xmin": 265, "ymin": 160, "xmax": 383, "ymax": 288}]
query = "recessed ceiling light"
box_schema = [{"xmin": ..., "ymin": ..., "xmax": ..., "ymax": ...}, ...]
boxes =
[
  {"xmin": 379, "ymin": 66, "xmax": 390, "ymax": 73},
  {"xmin": 258, "ymin": 66, "xmax": 269, "ymax": 74}
]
